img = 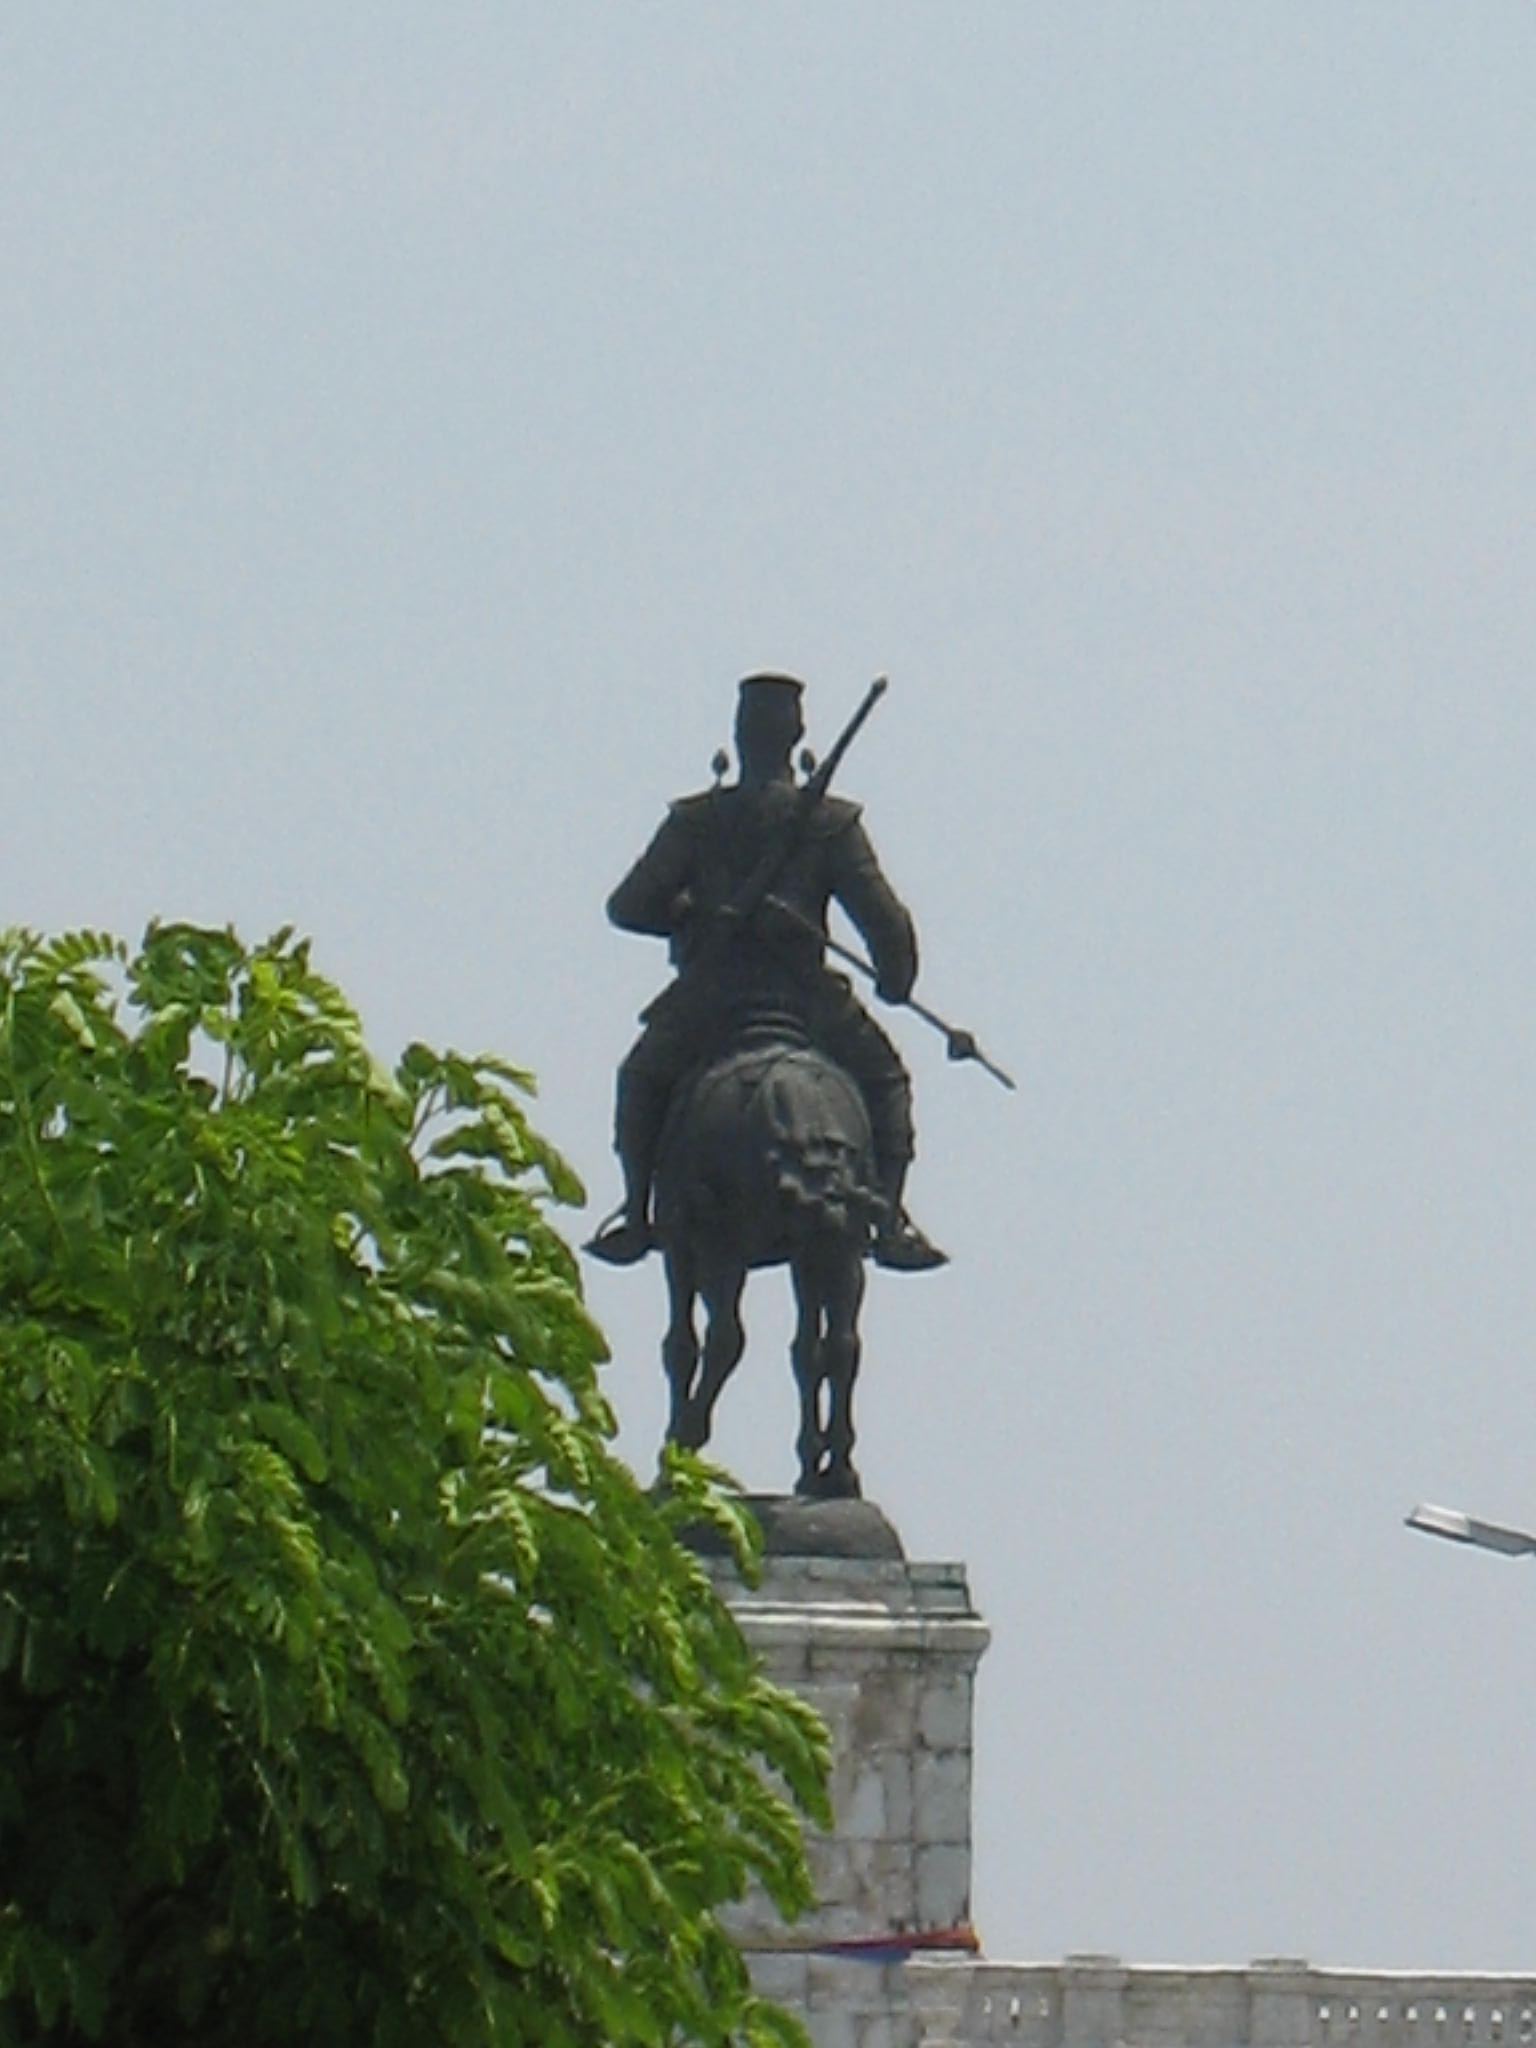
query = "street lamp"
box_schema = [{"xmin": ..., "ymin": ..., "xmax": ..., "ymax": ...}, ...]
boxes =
[{"xmin": 1405, "ymin": 1501, "xmax": 1536, "ymax": 1558}]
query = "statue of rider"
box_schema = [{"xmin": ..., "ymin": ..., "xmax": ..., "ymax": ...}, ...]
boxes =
[{"xmin": 587, "ymin": 672, "xmax": 946, "ymax": 1273}]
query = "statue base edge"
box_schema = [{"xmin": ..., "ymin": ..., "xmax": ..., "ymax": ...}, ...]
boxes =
[{"xmin": 678, "ymin": 1493, "xmax": 905, "ymax": 1561}]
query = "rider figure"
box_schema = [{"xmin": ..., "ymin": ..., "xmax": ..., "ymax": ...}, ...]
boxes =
[{"xmin": 587, "ymin": 672, "xmax": 946, "ymax": 1273}]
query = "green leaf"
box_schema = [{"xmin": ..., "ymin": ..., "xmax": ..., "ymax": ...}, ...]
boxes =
[
  {"xmin": 251, "ymin": 1400, "xmax": 330, "ymax": 1483},
  {"xmin": 48, "ymin": 988, "xmax": 96, "ymax": 1048},
  {"xmin": 0, "ymin": 921, "xmax": 826, "ymax": 2048}
]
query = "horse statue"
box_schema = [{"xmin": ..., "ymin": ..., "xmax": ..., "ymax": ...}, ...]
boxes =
[
  {"xmin": 652, "ymin": 1009, "xmax": 884, "ymax": 1499},
  {"xmin": 590, "ymin": 673, "xmax": 1006, "ymax": 1498}
]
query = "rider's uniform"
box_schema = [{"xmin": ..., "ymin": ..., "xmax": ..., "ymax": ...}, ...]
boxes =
[{"xmin": 608, "ymin": 777, "xmax": 919, "ymax": 1195}]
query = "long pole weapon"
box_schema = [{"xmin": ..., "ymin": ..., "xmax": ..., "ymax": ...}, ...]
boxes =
[
  {"xmin": 763, "ymin": 892, "xmax": 1016, "ymax": 1092},
  {"xmin": 714, "ymin": 673, "xmax": 1016, "ymax": 1091}
]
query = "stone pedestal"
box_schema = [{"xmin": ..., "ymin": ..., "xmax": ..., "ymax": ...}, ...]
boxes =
[{"xmin": 701, "ymin": 1507, "xmax": 990, "ymax": 2048}]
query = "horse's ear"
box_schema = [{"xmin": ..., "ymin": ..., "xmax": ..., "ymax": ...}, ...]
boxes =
[
  {"xmin": 798, "ymin": 748, "xmax": 817, "ymax": 783},
  {"xmin": 711, "ymin": 749, "xmax": 729, "ymax": 785}
]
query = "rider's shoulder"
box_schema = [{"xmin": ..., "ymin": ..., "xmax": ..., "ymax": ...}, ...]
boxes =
[
  {"xmin": 667, "ymin": 790, "xmax": 723, "ymax": 830},
  {"xmin": 666, "ymin": 787, "xmax": 863, "ymax": 837},
  {"xmin": 808, "ymin": 795, "xmax": 864, "ymax": 838}
]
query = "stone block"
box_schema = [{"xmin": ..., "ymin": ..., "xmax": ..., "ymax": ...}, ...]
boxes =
[
  {"xmin": 835, "ymin": 1757, "xmax": 888, "ymax": 1840},
  {"xmin": 913, "ymin": 1748, "xmax": 972, "ymax": 1846},
  {"xmin": 852, "ymin": 1669, "xmax": 919, "ymax": 1750},
  {"xmin": 1062, "ymin": 1955, "xmax": 1128, "ymax": 2048},
  {"xmin": 1248, "ymin": 1959, "xmax": 1315, "ymax": 2048},
  {"xmin": 907, "ymin": 1958, "xmax": 976, "ymax": 2042},
  {"xmin": 918, "ymin": 1672, "xmax": 973, "ymax": 1752},
  {"xmin": 806, "ymin": 1955, "xmax": 874, "ymax": 2008},
  {"xmin": 881, "ymin": 1750, "xmax": 914, "ymax": 1838},
  {"xmin": 806, "ymin": 1839, "xmax": 859, "ymax": 1907},
  {"xmin": 720, "ymin": 1888, "xmax": 800, "ymax": 1944},
  {"xmin": 805, "ymin": 1679, "xmax": 862, "ymax": 1750},
  {"xmin": 800, "ymin": 2008, "xmax": 860, "ymax": 2048},
  {"xmin": 844, "ymin": 1839, "xmax": 918, "ymax": 1926},
  {"xmin": 746, "ymin": 1951, "xmax": 810, "ymax": 2006},
  {"xmin": 807, "ymin": 1836, "xmax": 917, "ymax": 1926},
  {"xmin": 854, "ymin": 2018, "xmax": 904, "ymax": 2048},
  {"xmin": 915, "ymin": 1842, "xmax": 971, "ymax": 1930},
  {"xmin": 803, "ymin": 1958, "xmax": 917, "ymax": 2046},
  {"xmin": 811, "ymin": 1897, "xmax": 892, "ymax": 1943}
]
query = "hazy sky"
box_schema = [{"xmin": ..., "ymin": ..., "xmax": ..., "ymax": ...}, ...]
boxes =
[{"xmin": 8, "ymin": 5, "xmax": 1536, "ymax": 1972}]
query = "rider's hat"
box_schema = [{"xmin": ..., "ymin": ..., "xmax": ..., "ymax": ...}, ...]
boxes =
[{"xmin": 737, "ymin": 672, "xmax": 805, "ymax": 710}]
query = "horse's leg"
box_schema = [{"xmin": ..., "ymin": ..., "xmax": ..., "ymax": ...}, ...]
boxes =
[
  {"xmin": 817, "ymin": 1243, "xmax": 866, "ymax": 1499},
  {"xmin": 661, "ymin": 1246, "xmax": 702, "ymax": 1450},
  {"xmin": 789, "ymin": 1255, "xmax": 827, "ymax": 1496},
  {"xmin": 689, "ymin": 1254, "xmax": 747, "ymax": 1452}
]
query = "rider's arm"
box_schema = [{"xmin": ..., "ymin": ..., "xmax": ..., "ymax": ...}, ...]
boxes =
[
  {"xmin": 828, "ymin": 818, "xmax": 918, "ymax": 1004},
  {"xmin": 607, "ymin": 808, "xmax": 697, "ymax": 938}
]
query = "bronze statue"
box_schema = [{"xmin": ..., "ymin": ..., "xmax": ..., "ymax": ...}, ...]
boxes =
[
  {"xmin": 589, "ymin": 674, "xmax": 1009, "ymax": 1496},
  {"xmin": 589, "ymin": 673, "xmax": 944, "ymax": 1275}
]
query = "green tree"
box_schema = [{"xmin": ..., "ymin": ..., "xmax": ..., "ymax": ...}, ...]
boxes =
[{"xmin": 0, "ymin": 924, "xmax": 828, "ymax": 2047}]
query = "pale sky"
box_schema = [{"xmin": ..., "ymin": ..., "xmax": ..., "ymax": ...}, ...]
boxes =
[{"xmin": 7, "ymin": 5, "xmax": 1536, "ymax": 1971}]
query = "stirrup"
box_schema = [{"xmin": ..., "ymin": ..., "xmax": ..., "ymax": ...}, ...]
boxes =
[{"xmin": 872, "ymin": 1215, "xmax": 948, "ymax": 1273}]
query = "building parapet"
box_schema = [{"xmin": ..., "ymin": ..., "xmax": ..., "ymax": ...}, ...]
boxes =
[{"xmin": 904, "ymin": 1960, "xmax": 1536, "ymax": 2048}]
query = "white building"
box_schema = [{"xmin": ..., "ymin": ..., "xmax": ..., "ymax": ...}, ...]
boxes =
[{"xmin": 712, "ymin": 1524, "xmax": 1535, "ymax": 2048}]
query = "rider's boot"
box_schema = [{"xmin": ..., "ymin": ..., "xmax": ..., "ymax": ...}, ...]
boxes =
[
  {"xmin": 585, "ymin": 1080, "xmax": 661, "ymax": 1265},
  {"xmin": 585, "ymin": 1192, "xmax": 654, "ymax": 1266},
  {"xmin": 871, "ymin": 1153, "xmax": 948, "ymax": 1273}
]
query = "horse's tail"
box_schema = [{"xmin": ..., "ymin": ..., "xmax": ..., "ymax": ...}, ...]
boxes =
[{"xmin": 758, "ymin": 1050, "xmax": 882, "ymax": 1243}]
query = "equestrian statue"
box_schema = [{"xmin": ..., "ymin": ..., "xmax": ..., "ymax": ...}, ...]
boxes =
[{"xmin": 588, "ymin": 672, "xmax": 1010, "ymax": 1498}]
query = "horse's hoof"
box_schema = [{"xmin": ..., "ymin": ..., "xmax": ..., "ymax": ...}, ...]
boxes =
[{"xmin": 669, "ymin": 1414, "xmax": 710, "ymax": 1454}]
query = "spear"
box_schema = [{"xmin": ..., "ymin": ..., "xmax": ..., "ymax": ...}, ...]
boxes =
[{"xmin": 764, "ymin": 893, "xmax": 1017, "ymax": 1092}]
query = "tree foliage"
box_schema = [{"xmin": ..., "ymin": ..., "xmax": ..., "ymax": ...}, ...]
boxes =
[{"xmin": 0, "ymin": 924, "xmax": 829, "ymax": 2047}]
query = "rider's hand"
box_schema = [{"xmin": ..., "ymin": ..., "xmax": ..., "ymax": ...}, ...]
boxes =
[{"xmin": 876, "ymin": 963, "xmax": 914, "ymax": 1004}]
